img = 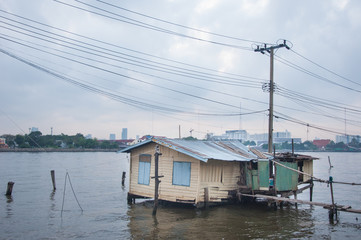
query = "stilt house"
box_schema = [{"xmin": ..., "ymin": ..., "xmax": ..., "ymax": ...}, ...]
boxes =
[{"xmin": 121, "ymin": 137, "xmax": 316, "ymax": 207}]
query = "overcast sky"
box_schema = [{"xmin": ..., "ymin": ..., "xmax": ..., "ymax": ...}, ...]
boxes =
[{"xmin": 1, "ymin": 0, "xmax": 361, "ymax": 141}]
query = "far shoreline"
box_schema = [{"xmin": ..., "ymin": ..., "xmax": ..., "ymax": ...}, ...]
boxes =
[
  {"xmin": 0, "ymin": 148, "xmax": 120, "ymax": 152},
  {"xmin": 0, "ymin": 148, "xmax": 359, "ymax": 153}
]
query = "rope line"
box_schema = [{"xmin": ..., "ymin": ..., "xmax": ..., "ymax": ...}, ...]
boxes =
[
  {"xmin": 61, "ymin": 171, "xmax": 84, "ymax": 218},
  {"xmin": 271, "ymin": 159, "xmax": 361, "ymax": 186}
]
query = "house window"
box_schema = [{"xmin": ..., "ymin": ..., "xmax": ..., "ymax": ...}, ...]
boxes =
[
  {"xmin": 138, "ymin": 154, "xmax": 151, "ymax": 185},
  {"xmin": 172, "ymin": 161, "xmax": 191, "ymax": 186}
]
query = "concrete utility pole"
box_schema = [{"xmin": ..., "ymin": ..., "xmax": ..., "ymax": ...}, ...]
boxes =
[{"xmin": 255, "ymin": 40, "xmax": 289, "ymax": 153}]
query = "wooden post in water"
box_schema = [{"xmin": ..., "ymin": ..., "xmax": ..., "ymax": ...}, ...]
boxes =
[
  {"xmin": 122, "ymin": 172, "xmax": 126, "ymax": 186},
  {"xmin": 329, "ymin": 176, "xmax": 337, "ymax": 222},
  {"xmin": 6, "ymin": 182, "xmax": 14, "ymax": 196},
  {"xmin": 309, "ymin": 179, "xmax": 313, "ymax": 202},
  {"xmin": 51, "ymin": 170, "xmax": 56, "ymax": 191},
  {"xmin": 204, "ymin": 187, "xmax": 209, "ymax": 209},
  {"xmin": 152, "ymin": 146, "xmax": 162, "ymax": 216}
]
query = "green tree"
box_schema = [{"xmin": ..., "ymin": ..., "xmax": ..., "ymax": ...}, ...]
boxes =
[
  {"xmin": 243, "ymin": 140, "xmax": 256, "ymax": 146},
  {"xmin": 1, "ymin": 134, "xmax": 15, "ymax": 148},
  {"xmin": 349, "ymin": 138, "xmax": 360, "ymax": 148},
  {"xmin": 27, "ymin": 131, "xmax": 42, "ymax": 147},
  {"xmin": 183, "ymin": 136, "xmax": 197, "ymax": 140}
]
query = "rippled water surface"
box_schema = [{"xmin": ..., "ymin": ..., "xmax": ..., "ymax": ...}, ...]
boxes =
[{"xmin": 0, "ymin": 152, "xmax": 360, "ymax": 239}]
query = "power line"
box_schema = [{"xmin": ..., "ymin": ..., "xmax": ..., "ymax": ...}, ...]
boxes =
[
  {"xmin": 274, "ymin": 53, "xmax": 361, "ymax": 94},
  {"xmin": 0, "ymin": 9, "xmax": 266, "ymax": 82},
  {"xmin": 0, "ymin": 45, "xmax": 250, "ymax": 112},
  {"xmin": 274, "ymin": 111, "xmax": 355, "ymax": 136},
  {"xmin": 95, "ymin": 0, "xmax": 270, "ymax": 45},
  {"xmin": 0, "ymin": 14, "xmax": 264, "ymax": 88},
  {"xmin": 54, "ymin": 0, "xmax": 254, "ymax": 51},
  {"xmin": 290, "ymin": 49, "xmax": 361, "ymax": 87},
  {"xmin": 1, "ymin": 47, "xmax": 268, "ymax": 119}
]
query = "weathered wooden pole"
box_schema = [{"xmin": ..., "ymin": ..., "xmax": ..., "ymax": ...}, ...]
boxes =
[
  {"xmin": 309, "ymin": 179, "xmax": 313, "ymax": 202},
  {"xmin": 122, "ymin": 171, "xmax": 126, "ymax": 186},
  {"xmin": 294, "ymin": 191, "xmax": 298, "ymax": 209},
  {"xmin": 6, "ymin": 181, "xmax": 14, "ymax": 196},
  {"xmin": 51, "ymin": 170, "xmax": 56, "ymax": 190},
  {"xmin": 152, "ymin": 145, "xmax": 162, "ymax": 216},
  {"xmin": 204, "ymin": 187, "xmax": 209, "ymax": 209},
  {"xmin": 329, "ymin": 176, "xmax": 337, "ymax": 222}
]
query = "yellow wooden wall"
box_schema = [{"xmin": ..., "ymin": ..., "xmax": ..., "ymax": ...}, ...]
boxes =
[
  {"xmin": 302, "ymin": 160, "xmax": 313, "ymax": 182},
  {"xmin": 129, "ymin": 143, "xmax": 200, "ymax": 203},
  {"xmin": 198, "ymin": 160, "xmax": 240, "ymax": 202},
  {"xmin": 129, "ymin": 143, "xmax": 241, "ymax": 204}
]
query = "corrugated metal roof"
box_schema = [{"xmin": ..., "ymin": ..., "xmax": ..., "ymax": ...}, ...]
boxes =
[{"xmin": 120, "ymin": 137, "xmax": 270, "ymax": 162}]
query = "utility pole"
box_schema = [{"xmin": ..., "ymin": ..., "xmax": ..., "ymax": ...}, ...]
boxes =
[{"xmin": 255, "ymin": 40, "xmax": 290, "ymax": 153}]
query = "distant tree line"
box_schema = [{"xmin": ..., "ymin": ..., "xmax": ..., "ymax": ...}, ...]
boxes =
[
  {"xmin": 261, "ymin": 139, "xmax": 361, "ymax": 152},
  {"xmin": 1, "ymin": 131, "xmax": 120, "ymax": 149}
]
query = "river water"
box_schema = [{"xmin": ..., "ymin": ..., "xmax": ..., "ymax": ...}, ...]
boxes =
[{"xmin": 0, "ymin": 152, "xmax": 360, "ymax": 239}]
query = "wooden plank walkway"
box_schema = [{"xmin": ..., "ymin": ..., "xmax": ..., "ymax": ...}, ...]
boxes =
[{"xmin": 240, "ymin": 193, "xmax": 361, "ymax": 214}]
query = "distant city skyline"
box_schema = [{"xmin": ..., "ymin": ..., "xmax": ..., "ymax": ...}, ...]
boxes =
[{"xmin": 6, "ymin": 126, "xmax": 359, "ymax": 144}]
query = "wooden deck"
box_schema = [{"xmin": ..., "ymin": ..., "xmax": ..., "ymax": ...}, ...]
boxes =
[{"xmin": 240, "ymin": 193, "xmax": 361, "ymax": 214}]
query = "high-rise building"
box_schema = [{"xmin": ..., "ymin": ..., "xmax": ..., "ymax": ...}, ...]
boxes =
[
  {"xmin": 336, "ymin": 135, "xmax": 360, "ymax": 144},
  {"xmin": 122, "ymin": 128, "xmax": 128, "ymax": 140},
  {"xmin": 109, "ymin": 134, "xmax": 116, "ymax": 140},
  {"xmin": 224, "ymin": 130, "xmax": 248, "ymax": 141}
]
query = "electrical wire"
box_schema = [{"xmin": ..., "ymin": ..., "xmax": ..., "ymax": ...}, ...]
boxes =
[
  {"xmin": 274, "ymin": 54, "xmax": 361, "ymax": 94},
  {"xmin": 290, "ymin": 49, "xmax": 361, "ymax": 87},
  {"xmin": 54, "ymin": 0, "xmax": 254, "ymax": 51},
  {"xmin": 0, "ymin": 9, "xmax": 267, "ymax": 83},
  {"xmin": 0, "ymin": 47, "xmax": 268, "ymax": 117},
  {"xmin": 95, "ymin": 0, "xmax": 271, "ymax": 45},
  {"xmin": 0, "ymin": 14, "xmax": 264, "ymax": 87}
]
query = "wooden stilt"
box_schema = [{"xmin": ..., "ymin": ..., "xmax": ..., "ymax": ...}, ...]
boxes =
[
  {"xmin": 310, "ymin": 179, "xmax": 313, "ymax": 202},
  {"xmin": 51, "ymin": 170, "xmax": 56, "ymax": 191},
  {"xmin": 127, "ymin": 193, "xmax": 132, "ymax": 204},
  {"xmin": 122, "ymin": 172, "xmax": 126, "ymax": 186},
  {"xmin": 329, "ymin": 178, "xmax": 337, "ymax": 222},
  {"xmin": 6, "ymin": 182, "xmax": 14, "ymax": 196},
  {"xmin": 204, "ymin": 187, "xmax": 209, "ymax": 209}
]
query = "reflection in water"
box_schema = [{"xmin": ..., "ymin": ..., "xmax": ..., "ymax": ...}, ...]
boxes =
[
  {"xmin": 151, "ymin": 215, "xmax": 159, "ymax": 239},
  {"xmin": 6, "ymin": 195, "xmax": 13, "ymax": 203},
  {"xmin": 6, "ymin": 195, "xmax": 13, "ymax": 218},
  {"xmin": 128, "ymin": 202, "xmax": 316, "ymax": 239},
  {"xmin": 49, "ymin": 191, "xmax": 56, "ymax": 221}
]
